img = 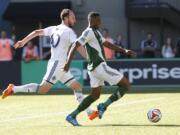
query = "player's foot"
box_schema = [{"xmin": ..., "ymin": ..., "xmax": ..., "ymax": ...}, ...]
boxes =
[
  {"xmin": 97, "ymin": 103, "xmax": 106, "ymax": 119},
  {"xmin": 88, "ymin": 110, "xmax": 98, "ymax": 120},
  {"xmin": 66, "ymin": 115, "xmax": 81, "ymax": 126},
  {"xmin": 1, "ymin": 84, "xmax": 14, "ymax": 99}
]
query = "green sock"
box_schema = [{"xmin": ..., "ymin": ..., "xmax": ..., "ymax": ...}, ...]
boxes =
[
  {"xmin": 103, "ymin": 85, "xmax": 128, "ymax": 108},
  {"xmin": 70, "ymin": 95, "xmax": 95, "ymax": 118},
  {"xmin": 69, "ymin": 110, "xmax": 80, "ymax": 118},
  {"xmin": 103, "ymin": 99, "xmax": 113, "ymax": 108}
]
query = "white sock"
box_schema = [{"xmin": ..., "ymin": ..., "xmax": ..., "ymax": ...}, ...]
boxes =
[
  {"xmin": 74, "ymin": 91, "xmax": 93, "ymax": 115},
  {"xmin": 13, "ymin": 83, "xmax": 39, "ymax": 93}
]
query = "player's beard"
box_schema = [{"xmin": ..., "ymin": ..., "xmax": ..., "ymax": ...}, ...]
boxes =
[{"xmin": 68, "ymin": 20, "xmax": 74, "ymax": 28}]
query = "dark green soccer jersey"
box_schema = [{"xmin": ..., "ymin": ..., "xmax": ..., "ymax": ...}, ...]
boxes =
[{"xmin": 78, "ymin": 27, "xmax": 106, "ymax": 71}]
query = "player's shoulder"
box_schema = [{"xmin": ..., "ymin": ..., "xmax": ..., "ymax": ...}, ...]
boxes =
[
  {"xmin": 83, "ymin": 27, "xmax": 93, "ymax": 33},
  {"xmin": 59, "ymin": 24, "xmax": 75, "ymax": 35},
  {"xmin": 43, "ymin": 25, "xmax": 57, "ymax": 34},
  {"xmin": 59, "ymin": 24, "xmax": 72, "ymax": 31},
  {"xmin": 82, "ymin": 27, "xmax": 94, "ymax": 36}
]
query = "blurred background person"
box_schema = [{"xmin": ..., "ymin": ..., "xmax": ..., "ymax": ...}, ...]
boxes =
[
  {"xmin": 161, "ymin": 37, "xmax": 175, "ymax": 58},
  {"xmin": 0, "ymin": 31, "xmax": 14, "ymax": 61},
  {"xmin": 140, "ymin": 32, "xmax": 158, "ymax": 58},
  {"xmin": 102, "ymin": 28, "xmax": 114, "ymax": 60},
  {"xmin": 114, "ymin": 34, "xmax": 126, "ymax": 59},
  {"xmin": 43, "ymin": 49, "xmax": 51, "ymax": 60},
  {"xmin": 22, "ymin": 41, "xmax": 39, "ymax": 63},
  {"xmin": 11, "ymin": 26, "xmax": 16, "ymax": 43}
]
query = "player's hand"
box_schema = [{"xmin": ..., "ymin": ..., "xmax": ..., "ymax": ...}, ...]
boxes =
[
  {"xmin": 14, "ymin": 40, "xmax": 25, "ymax": 49},
  {"xmin": 125, "ymin": 49, "xmax": 137, "ymax": 57},
  {"xmin": 63, "ymin": 63, "xmax": 70, "ymax": 72}
]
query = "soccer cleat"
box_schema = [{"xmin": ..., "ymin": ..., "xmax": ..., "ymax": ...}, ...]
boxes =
[
  {"xmin": 66, "ymin": 115, "xmax": 81, "ymax": 126},
  {"xmin": 88, "ymin": 110, "xmax": 98, "ymax": 120},
  {"xmin": 1, "ymin": 84, "xmax": 14, "ymax": 99},
  {"xmin": 97, "ymin": 103, "xmax": 106, "ymax": 119}
]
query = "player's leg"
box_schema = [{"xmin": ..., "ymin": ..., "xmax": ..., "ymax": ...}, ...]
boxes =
[
  {"xmin": 1, "ymin": 81, "xmax": 52, "ymax": 99},
  {"xmin": 1, "ymin": 60, "xmax": 58, "ymax": 99},
  {"xmin": 69, "ymin": 80, "xmax": 98, "ymax": 120},
  {"xmin": 60, "ymin": 70, "xmax": 98, "ymax": 120},
  {"xmin": 38, "ymin": 81, "xmax": 53, "ymax": 94},
  {"xmin": 98, "ymin": 77, "xmax": 130, "ymax": 118},
  {"xmin": 69, "ymin": 86, "xmax": 101, "ymax": 118},
  {"xmin": 102, "ymin": 77, "xmax": 130, "ymax": 108},
  {"xmin": 37, "ymin": 60, "xmax": 58, "ymax": 94},
  {"xmin": 66, "ymin": 86, "xmax": 102, "ymax": 126},
  {"xmin": 1, "ymin": 83, "xmax": 40, "ymax": 99},
  {"xmin": 97, "ymin": 63, "xmax": 130, "ymax": 118},
  {"xmin": 66, "ymin": 71, "xmax": 103, "ymax": 126}
]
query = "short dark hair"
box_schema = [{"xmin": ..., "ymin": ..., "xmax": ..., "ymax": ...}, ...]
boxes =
[
  {"xmin": 60, "ymin": 9, "xmax": 72, "ymax": 20},
  {"xmin": 88, "ymin": 12, "xmax": 100, "ymax": 21}
]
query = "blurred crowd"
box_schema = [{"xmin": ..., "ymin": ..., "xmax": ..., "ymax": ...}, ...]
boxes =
[
  {"xmin": 101, "ymin": 28, "xmax": 180, "ymax": 60},
  {"xmin": 0, "ymin": 30, "xmax": 40, "ymax": 63},
  {"xmin": 0, "ymin": 29, "xmax": 180, "ymax": 62}
]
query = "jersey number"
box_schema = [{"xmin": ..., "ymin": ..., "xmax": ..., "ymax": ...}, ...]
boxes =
[{"xmin": 50, "ymin": 34, "xmax": 60, "ymax": 48}]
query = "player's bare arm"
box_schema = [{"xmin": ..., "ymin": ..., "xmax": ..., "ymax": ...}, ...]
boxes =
[
  {"xmin": 76, "ymin": 45, "xmax": 87, "ymax": 59},
  {"xmin": 14, "ymin": 29, "xmax": 44, "ymax": 49},
  {"xmin": 103, "ymin": 40, "xmax": 136, "ymax": 57},
  {"xmin": 64, "ymin": 41, "xmax": 81, "ymax": 72}
]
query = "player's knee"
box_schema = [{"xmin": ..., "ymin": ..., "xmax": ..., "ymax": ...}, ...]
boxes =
[
  {"xmin": 70, "ymin": 81, "xmax": 81, "ymax": 91},
  {"xmin": 118, "ymin": 77, "xmax": 130, "ymax": 91},
  {"xmin": 116, "ymin": 77, "xmax": 130, "ymax": 97},
  {"xmin": 38, "ymin": 83, "xmax": 51, "ymax": 94},
  {"xmin": 91, "ymin": 91, "xmax": 100, "ymax": 101},
  {"xmin": 38, "ymin": 87, "xmax": 49, "ymax": 94},
  {"xmin": 38, "ymin": 81, "xmax": 52, "ymax": 94},
  {"xmin": 91, "ymin": 87, "xmax": 101, "ymax": 100},
  {"xmin": 91, "ymin": 93, "xmax": 100, "ymax": 101}
]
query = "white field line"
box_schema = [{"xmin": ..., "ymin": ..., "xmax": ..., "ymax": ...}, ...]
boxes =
[
  {"xmin": 0, "ymin": 111, "xmax": 69, "ymax": 124},
  {"xmin": 0, "ymin": 97, "xmax": 165, "ymax": 125},
  {"xmin": 112, "ymin": 97, "xmax": 165, "ymax": 108}
]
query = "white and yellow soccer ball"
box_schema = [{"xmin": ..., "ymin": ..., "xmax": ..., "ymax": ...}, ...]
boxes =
[{"xmin": 147, "ymin": 109, "xmax": 162, "ymax": 123}]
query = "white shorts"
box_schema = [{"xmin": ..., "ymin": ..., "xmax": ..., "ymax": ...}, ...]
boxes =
[
  {"xmin": 42, "ymin": 60, "xmax": 75, "ymax": 86},
  {"xmin": 88, "ymin": 62, "xmax": 124, "ymax": 88}
]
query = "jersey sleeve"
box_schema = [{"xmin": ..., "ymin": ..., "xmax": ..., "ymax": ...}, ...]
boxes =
[
  {"xmin": 43, "ymin": 26, "xmax": 55, "ymax": 36},
  {"xmin": 101, "ymin": 35, "xmax": 106, "ymax": 43},
  {"xmin": 69, "ymin": 30, "xmax": 77, "ymax": 44},
  {"xmin": 77, "ymin": 29, "xmax": 93, "ymax": 46}
]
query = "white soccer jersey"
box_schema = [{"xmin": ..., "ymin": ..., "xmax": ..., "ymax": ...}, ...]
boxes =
[
  {"xmin": 43, "ymin": 24, "xmax": 77, "ymax": 67},
  {"xmin": 77, "ymin": 27, "xmax": 106, "ymax": 71}
]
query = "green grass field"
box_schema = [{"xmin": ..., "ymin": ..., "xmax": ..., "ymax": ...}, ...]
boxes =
[{"xmin": 0, "ymin": 93, "xmax": 180, "ymax": 135}]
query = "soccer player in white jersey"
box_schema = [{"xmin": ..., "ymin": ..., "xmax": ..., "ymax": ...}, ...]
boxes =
[
  {"xmin": 63, "ymin": 12, "xmax": 136, "ymax": 126},
  {"xmin": 1, "ymin": 9, "xmax": 97, "ymax": 120}
]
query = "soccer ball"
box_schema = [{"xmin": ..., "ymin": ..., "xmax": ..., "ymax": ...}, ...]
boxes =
[{"xmin": 147, "ymin": 109, "xmax": 162, "ymax": 123}]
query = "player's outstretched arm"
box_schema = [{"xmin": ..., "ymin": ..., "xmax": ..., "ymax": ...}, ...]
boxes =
[
  {"xmin": 64, "ymin": 41, "xmax": 81, "ymax": 72},
  {"xmin": 77, "ymin": 45, "xmax": 87, "ymax": 59},
  {"xmin": 103, "ymin": 41, "xmax": 136, "ymax": 57},
  {"xmin": 14, "ymin": 29, "xmax": 44, "ymax": 49}
]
